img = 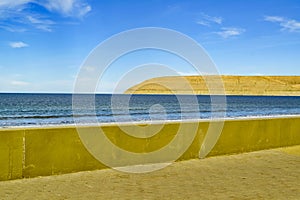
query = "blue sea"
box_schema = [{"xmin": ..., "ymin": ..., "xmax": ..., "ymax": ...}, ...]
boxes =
[{"xmin": 0, "ymin": 93, "xmax": 299, "ymax": 127}]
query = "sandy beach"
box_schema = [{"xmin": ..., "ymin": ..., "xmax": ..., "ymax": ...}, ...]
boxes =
[
  {"xmin": 1, "ymin": 1, "xmax": 299, "ymax": 200},
  {"xmin": 1, "ymin": 145, "xmax": 299, "ymax": 200}
]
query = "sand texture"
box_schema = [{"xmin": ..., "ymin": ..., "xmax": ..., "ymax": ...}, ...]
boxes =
[
  {"xmin": 0, "ymin": 145, "xmax": 299, "ymax": 200},
  {"xmin": 125, "ymin": 75, "xmax": 300, "ymax": 96}
]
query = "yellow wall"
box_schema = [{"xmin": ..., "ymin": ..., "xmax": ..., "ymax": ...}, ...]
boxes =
[
  {"xmin": 23, "ymin": 127, "xmax": 106, "ymax": 178},
  {"xmin": 0, "ymin": 117, "xmax": 299, "ymax": 181},
  {"xmin": 208, "ymin": 117, "xmax": 300, "ymax": 156},
  {"xmin": 0, "ymin": 130, "xmax": 24, "ymax": 180}
]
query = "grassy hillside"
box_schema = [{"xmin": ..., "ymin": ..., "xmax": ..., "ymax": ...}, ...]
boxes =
[{"xmin": 125, "ymin": 76, "xmax": 300, "ymax": 96}]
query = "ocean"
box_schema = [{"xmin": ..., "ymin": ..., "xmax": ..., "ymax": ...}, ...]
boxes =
[{"xmin": 0, "ymin": 93, "xmax": 299, "ymax": 127}]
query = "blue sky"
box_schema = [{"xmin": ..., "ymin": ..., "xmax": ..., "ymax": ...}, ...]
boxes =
[{"xmin": 0, "ymin": 0, "xmax": 300, "ymax": 93}]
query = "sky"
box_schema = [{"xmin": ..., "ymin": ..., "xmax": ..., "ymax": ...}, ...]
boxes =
[{"xmin": 0, "ymin": 0, "xmax": 300, "ymax": 93}]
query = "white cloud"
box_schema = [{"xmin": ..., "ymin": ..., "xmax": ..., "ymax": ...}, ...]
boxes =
[
  {"xmin": 264, "ymin": 15, "xmax": 300, "ymax": 32},
  {"xmin": 0, "ymin": 0, "xmax": 31, "ymax": 8},
  {"xmin": 283, "ymin": 20, "xmax": 300, "ymax": 32},
  {"xmin": 40, "ymin": 0, "xmax": 91, "ymax": 17},
  {"xmin": 197, "ymin": 13, "xmax": 223, "ymax": 26},
  {"xmin": 43, "ymin": 0, "xmax": 74, "ymax": 14},
  {"xmin": 0, "ymin": 0, "xmax": 91, "ymax": 17},
  {"xmin": 10, "ymin": 80, "xmax": 30, "ymax": 86},
  {"xmin": 78, "ymin": 4, "xmax": 91, "ymax": 17},
  {"xmin": 0, "ymin": 25, "xmax": 26, "ymax": 32},
  {"xmin": 9, "ymin": 41, "xmax": 29, "ymax": 48},
  {"xmin": 205, "ymin": 15, "xmax": 222, "ymax": 25},
  {"xmin": 196, "ymin": 13, "xmax": 244, "ymax": 39},
  {"xmin": 27, "ymin": 15, "xmax": 55, "ymax": 32},
  {"xmin": 197, "ymin": 20, "xmax": 210, "ymax": 27},
  {"xmin": 215, "ymin": 27, "xmax": 245, "ymax": 38},
  {"xmin": 264, "ymin": 16, "xmax": 284, "ymax": 22},
  {"xmin": 0, "ymin": 0, "xmax": 91, "ymax": 32}
]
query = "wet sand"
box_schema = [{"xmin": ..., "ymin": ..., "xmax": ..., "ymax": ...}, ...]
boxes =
[{"xmin": 1, "ymin": 145, "xmax": 299, "ymax": 200}]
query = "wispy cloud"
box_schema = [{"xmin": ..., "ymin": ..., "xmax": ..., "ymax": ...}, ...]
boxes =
[
  {"xmin": 0, "ymin": 0, "xmax": 91, "ymax": 17},
  {"xmin": 215, "ymin": 27, "xmax": 245, "ymax": 38},
  {"xmin": 0, "ymin": 0, "xmax": 31, "ymax": 8},
  {"xmin": 10, "ymin": 80, "xmax": 30, "ymax": 86},
  {"xmin": 0, "ymin": 0, "xmax": 91, "ymax": 32},
  {"xmin": 264, "ymin": 15, "xmax": 300, "ymax": 32},
  {"xmin": 197, "ymin": 13, "xmax": 223, "ymax": 27},
  {"xmin": 27, "ymin": 15, "xmax": 55, "ymax": 32},
  {"xmin": 9, "ymin": 41, "xmax": 29, "ymax": 48},
  {"xmin": 0, "ymin": 24, "xmax": 26, "ymax": 32},
  {"xmin": 39, "ymin": 0, "xmax": 92, "ymax": 17},
  {"xmin": 264, "ymin": 16, "xmax": 284, "ymax": 22},
  {"xmin": 197, "ymin": 20, "xmax": 210, "ymax": 27},
  {"xmin": 196, "ymin": 13, "xmax": 244, "ymax": 39}
]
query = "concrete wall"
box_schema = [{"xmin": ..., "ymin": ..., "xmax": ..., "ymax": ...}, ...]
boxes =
[
  {"xmin": 0, "ymin": 130, "xmax": 24, "ymax": 180},
  {"xmin": 0, "ymin": 117, "xmax": 299, "ymax": 181},
  {"xmin": 208, "ymin": 117, "xmax": 300, "ymax": 156}
]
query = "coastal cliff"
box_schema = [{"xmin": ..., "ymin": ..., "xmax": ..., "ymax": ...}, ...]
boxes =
[{"xmin": 125, "ymin": 76, "xmax": 300, "ymax": 96}]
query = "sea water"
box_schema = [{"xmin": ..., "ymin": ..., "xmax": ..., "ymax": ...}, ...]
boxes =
[{"xmin": 0, "ymin": 93, "xmax": 299, "ymax": 127}]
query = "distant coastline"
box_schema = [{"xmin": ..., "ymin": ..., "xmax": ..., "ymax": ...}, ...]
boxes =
[{"xmin": 125, "ymin": 75, "xmax": 300, "ymax": 96}]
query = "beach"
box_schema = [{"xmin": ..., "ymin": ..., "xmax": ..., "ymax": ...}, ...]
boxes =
[
  {"xmin": 1, "ymin": 145, "xmax": 299, "ymax": 199},
  {"xmin": 1, "ymin": 96, "xmax": 299, "ymax": 199},
  {"xmin": 1, "ymin": 0, "xmax": 300, "ymax": 199}
]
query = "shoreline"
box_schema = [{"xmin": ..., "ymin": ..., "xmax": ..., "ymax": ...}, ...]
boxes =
[{"xmin": 1, "ymin": 114, "xmax": 300, "ymax": 130}]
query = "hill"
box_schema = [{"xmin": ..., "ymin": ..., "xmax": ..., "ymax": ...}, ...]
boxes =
[{"xmin": 125, "ymin": 76, "xmax": 300, "ymax": 96}]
